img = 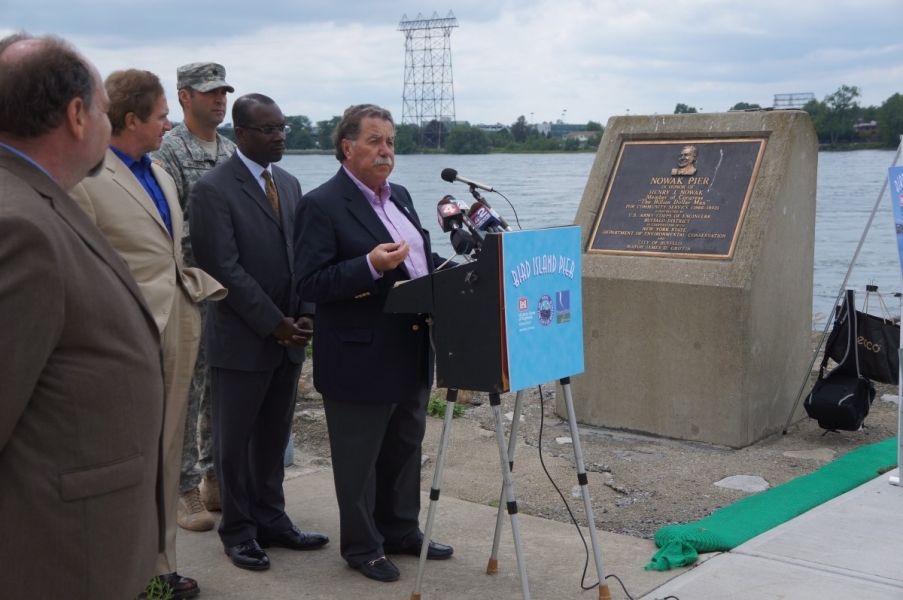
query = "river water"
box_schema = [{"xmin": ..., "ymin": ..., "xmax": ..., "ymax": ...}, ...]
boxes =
[{"xmin": 280, "ymin": 149, "xmax": 900, "ymax": 323}]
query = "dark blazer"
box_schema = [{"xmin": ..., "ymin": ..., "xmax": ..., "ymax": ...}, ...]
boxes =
[
  {"xmin": 295, "ymin": 167, "xmax": 441, "ymax": 403},
  {"xmin": 190, "ymin": 154, "xmax": 312, "ymax": 371},
  {"xmin": 0, "ymin": 147, "xmax": 165, "ymax": 599}
]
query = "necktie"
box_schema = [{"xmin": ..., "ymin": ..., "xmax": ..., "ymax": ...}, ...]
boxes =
[{"xmin": 261, "ymin": 170, "xmax": 281, "ymax": 221}]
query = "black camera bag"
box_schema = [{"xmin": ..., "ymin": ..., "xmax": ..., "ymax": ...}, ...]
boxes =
[
  {"xmin": 805, "ymin": 289, "xmax": 877, "ymax": 431},
  {"xmin": 804, "ymin": 370, "xmax": 875, "ymax": 431}
]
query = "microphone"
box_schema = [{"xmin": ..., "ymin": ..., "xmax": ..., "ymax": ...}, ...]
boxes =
[
  {"xmin": 441, "ymin": 168, "xmax": 495, "ymax": 193},
  {"xmin": 468, "ymin": 201, "xmax": 504, "ymax": 233},
  {"xmin": 440, "ymin": 194, "xmax": 484, "ymax": 240},
  {"xmin": 450, "ymin": 229, "xmax": 476, "ymax": 256},
  {"xmin": 441, "ymin": 169, "xmax": 511, "ymax": 230},
  {"xmin": 480, "ymin": 202, "xmax": 510, "ymax": 231},
  {"xmin": 436, "ymin": 195, "xmax": 464, "ymax": 233},
  {"xmin": 447, "ymin": 195, "xmax": 471, "ymax": 213}
]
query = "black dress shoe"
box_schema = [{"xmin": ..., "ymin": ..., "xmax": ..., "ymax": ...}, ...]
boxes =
[
  {"xmin": 258, "ymin": 525, "xmax": 329, "ymax": 550},
  {"xmin": 159, "ymin": 572, "xmax": 200, "ymax": 599},
  {"xmin": 224, "ymin": 539, "xmax": 270, "ymax": 570},
  {"xmin": 356, "ymin": 555, "xmax": 400, "ymax": 582},
  {"xmin": 386, "ymin": 539, "xmax": 454, "ymax": 560}
]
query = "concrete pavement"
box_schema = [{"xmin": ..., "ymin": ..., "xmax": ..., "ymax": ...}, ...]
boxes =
[
  {"xmin": 176, "ymin": 466, "xmax": 682, "ymax": 599},
  {"xmin": 175, "ymin": 467, "xmax": 903, "ymax": 599}
]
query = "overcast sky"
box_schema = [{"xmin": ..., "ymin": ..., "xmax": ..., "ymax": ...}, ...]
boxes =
[{"xmin": 3, "ymin": 1, "xmax": 901, "ymax": 127}]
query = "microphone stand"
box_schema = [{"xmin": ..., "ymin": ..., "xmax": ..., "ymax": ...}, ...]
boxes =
[
  {"xmin": 468, "ymin": 184, "xmax": 488, "ymax": 206},
  {"xmin": 467, "ymin": 186, "xmax": 509, "ymax": 233}
]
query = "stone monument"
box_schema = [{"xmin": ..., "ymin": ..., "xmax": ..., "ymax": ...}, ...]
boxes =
[{"xmin": 563, "ymin": 110, "xmax": 817, "ymax": 448}]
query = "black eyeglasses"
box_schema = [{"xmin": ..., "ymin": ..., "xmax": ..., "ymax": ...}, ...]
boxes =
[{"xmin": 239, "ymin": 125, "xmax": 291, "ymax": 135}]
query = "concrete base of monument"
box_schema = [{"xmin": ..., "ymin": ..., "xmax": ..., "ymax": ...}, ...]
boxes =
[{"xmin": 566, "ymin": 110, "xmax": 817, "ymax": 448}]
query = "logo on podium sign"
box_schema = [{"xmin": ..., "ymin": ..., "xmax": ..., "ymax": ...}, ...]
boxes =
[
  {"xmin": 556, "ymin": 291, "xmax": 571, "ymax": 324},
  {"xmin": 537, "ymin": 294, "xmax": 554, "ymax": 326}
]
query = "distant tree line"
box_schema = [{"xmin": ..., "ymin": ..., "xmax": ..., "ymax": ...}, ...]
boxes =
[
  {"xmin": 801, "ymin": 86, "xmax": 902, "ymax": 147},
  {"xmin": 399, "ymin": 116, "xmax": 604, "ymax": 155},
  {"xmin": 219, "ymin": 85, "xmax": 903, "ymax": 154},
  {"xmin": 216, "ymin": 115, "xmax": 341, "ymax": 151},
  {"xmin": 673, "ymin": 87, "xmax": 903, "ymax": 147},
  {"xmin": 216, "ymin": 115, "xmax": 606, "ymax": 155}
]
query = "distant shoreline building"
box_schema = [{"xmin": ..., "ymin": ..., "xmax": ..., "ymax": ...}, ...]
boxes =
[
  {"xmin": 854, "ymin": 119, "xmax": 879, "ymax": 141},
  {"xmin": 473, "ymin": 123, "xmax": 506, "ymax": 134},
  {"xmin": 537, "ymin": 121, "xmax": 586, "ymax": 138}
]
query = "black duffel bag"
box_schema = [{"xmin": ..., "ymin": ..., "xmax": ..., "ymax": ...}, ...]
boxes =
[
  {"xmin": 804, "ymin": 370, "xmax": 875, "ymax": 432},
  {"xmin": 808, "ymin": 288, "xmax": 878, "ymax": 431}
]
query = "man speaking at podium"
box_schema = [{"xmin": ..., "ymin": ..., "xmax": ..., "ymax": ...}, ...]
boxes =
[{"xmin": 294, "ymin": 104, "xmax": 453, "ymax": 582}]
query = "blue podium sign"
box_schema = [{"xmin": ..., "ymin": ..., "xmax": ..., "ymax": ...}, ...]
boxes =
[
  {"xmin": 889, "ymin": 166, "xmax": 903, "ymax": 276},
  {"xmin": 501, "ymin": 226, "xmax": 584, "ymax": 390}
]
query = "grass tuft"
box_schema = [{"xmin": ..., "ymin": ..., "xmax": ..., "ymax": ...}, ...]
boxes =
[{"xmin": 426, "ymin": 396, "xmax": 465, "ymax": 419}]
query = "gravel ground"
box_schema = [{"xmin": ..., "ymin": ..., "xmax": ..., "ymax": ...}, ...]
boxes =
[{"xmin": 291, "ymin": 346, "xmax": 900, "ymax": 542}]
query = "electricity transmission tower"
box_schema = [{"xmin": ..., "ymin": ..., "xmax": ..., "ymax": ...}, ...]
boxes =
[
  {"xmin": 398, "ymin": 11, "xmax": 458, "ymax": 148},
  {"xmin": 773, "ymin": 93, "xmax": 815, "ymax": 109}
]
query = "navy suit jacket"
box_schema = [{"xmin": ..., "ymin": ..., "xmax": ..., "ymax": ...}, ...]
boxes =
[
  {"xmin": 190, "ymin": 153, "xmax": 311, "ymax": 371},
  {"xmin": 295, "ymin": 167, "xmax": 441, "ymax": 403}
]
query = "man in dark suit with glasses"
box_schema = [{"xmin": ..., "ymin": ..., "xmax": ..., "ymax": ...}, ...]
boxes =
[{"xmin": 189, "ymin": 93, "xmax": 327, "ymax": 571}]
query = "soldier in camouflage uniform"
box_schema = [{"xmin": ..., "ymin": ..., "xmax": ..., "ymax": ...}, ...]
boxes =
[{"xmin": 151, "ymin": 62, "xmax": 235, "ymax": 532}]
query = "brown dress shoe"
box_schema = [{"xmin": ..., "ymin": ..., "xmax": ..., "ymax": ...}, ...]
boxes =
[{"xmin": 159, "ymin": 572, "xmax": 199, "ymax": 599}]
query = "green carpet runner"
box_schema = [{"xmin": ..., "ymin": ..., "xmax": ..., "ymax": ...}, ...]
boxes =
[{"xmin": 645, "ymin": 437, "xmax": 898, "ymax": 571}]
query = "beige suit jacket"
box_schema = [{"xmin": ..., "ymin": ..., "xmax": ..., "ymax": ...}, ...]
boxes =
[
  {"xmin": 71, "ymin": 148, "xmax": 226, "ymax": 332},
  {"xmin": 0, "ymin": 146, "xmax": 165, "ymax": 599}
]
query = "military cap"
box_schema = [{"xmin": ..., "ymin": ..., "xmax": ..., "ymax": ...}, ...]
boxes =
[{"xmin": 176, "ymin": 62, "xmax": 235, "ymax": 93}]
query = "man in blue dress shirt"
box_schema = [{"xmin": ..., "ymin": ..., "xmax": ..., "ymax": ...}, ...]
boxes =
[{"xmin": 70, "ymin": 69, "xmax": 226, "ymax": 599}]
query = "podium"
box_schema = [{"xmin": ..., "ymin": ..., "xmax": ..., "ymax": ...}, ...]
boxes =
[{"xmin": 387, "ymin": 226, "xmax": 612, "ymax": 600}]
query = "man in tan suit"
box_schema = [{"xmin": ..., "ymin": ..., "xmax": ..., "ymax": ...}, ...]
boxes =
[
  {"xmin": 0, "ymin": 34, "xmax": 165, "ymax": 599},
  {"xmin": 71, "ymin": 69, "xmax": 226, "ymax": 600}
]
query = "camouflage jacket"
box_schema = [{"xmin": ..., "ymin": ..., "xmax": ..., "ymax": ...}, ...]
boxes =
[{"xmin": 150, "ymin": 123, "xmax": 235, "ymax": 264}]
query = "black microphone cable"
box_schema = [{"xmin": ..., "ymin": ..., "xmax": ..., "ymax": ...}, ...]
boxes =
[
  {"xmin": 535, "ymin": 383, "xmax": 681, "ymax": 600},
  {"xmin": 488, "ymin": 188, "xmax": 523, "ymax": 230}
]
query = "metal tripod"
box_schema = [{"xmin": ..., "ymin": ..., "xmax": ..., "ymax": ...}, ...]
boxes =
[{"xmin": 409, "ymin": 377, "xmax": 612, "ymax": 600}]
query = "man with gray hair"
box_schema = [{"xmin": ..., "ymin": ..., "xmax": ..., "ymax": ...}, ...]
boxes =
[
  {"xmin": 0, "ymin": 33, "xmax": 164, "ymax": 599},
  {"xmin": 295, "ymin": 104, "xmax": 452, "ymax": 582},
  {"xmin": 152, "ymin": 62, "xmax": 236, "ymax": 532}
]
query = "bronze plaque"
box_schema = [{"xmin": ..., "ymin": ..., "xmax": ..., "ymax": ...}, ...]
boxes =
[{"xmin": 588, "ymin": 139, "xmax": 766, "ymax": 259}]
